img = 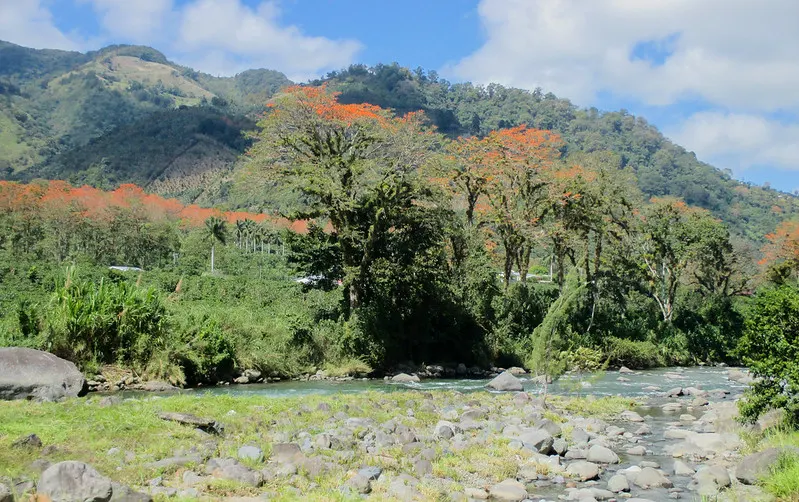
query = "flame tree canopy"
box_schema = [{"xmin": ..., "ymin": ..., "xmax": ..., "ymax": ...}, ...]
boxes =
[
  {"xmin": 0, "ymin": 180, "xmax": 300, "ymax": 268},
  {"xmin": 247, "ymin": 85, "xmax": 443, "ymax": 308}
]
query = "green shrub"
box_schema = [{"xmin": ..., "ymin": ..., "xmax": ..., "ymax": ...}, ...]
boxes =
[
  {"xmin": 564, "ymin": 346, "xmax": 606, "ymax": 372},
  {"xmin": 603, "ymin": 337, "xmax": 665, "ymax": 369},
  {"xmin": 174, "ymin": 316, "xmax": 236, "ymax": 384},
  {"xmin": 44, "ymin": 272, "xmax": 168, "ymax": 369},
  {"xmin": 738, "ymin": 285, "xmax": 799, "ymax": 425}
]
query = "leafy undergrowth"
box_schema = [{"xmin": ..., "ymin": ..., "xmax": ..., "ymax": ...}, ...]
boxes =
[
  {"xmin": 743, "ymin": 428, "xmax": 799, "ymax": 501},
  {"xmin": 0, "ymin": 391, "xmax": 636, "ymax": 501}
]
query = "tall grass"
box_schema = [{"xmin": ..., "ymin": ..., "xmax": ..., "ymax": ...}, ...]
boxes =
[{"xmin": 45, "ymin": 268, "xmax": 168, "ymax": 370}]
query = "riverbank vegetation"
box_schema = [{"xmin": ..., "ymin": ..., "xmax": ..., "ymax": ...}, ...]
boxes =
[{"xmin": 0, "ymin": 85, "xmax": 796, "ymax": 398}]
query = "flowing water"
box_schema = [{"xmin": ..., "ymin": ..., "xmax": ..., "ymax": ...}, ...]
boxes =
[{"xmin": 192, "ymin": 366, "xmax": 747, "ymax": 400}]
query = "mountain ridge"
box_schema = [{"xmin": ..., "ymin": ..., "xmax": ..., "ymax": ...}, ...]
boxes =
[{"xmin": 0, "ymin": 40, "xmax": 795, "ymax": 242}]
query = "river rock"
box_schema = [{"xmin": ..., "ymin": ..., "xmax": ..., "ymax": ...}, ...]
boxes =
[
  {"xmin": 0, "ymin": 348, "xmax": 87, "ymax": 401},
  {"xmin": 358, "ymin": 466, "xmax": 382, "ymax": 481},
  {"xmin": 157, "ymin": 412, "xmax": 223, "ymax": 434},
  {"xmin": 388, "ymin": 474, "xmax": 421, "ymax": 500},
  {"xmin": 488, "ymin": 479, "xmax": 528, "ymax": 501},
  {"xmin": 0, "ymin": 483, "xmax": 11, "ymax": 502},
  {"xmin": 755, "ymin": 409, "xmax": 786, "ymax": 432},
  {"xmin": 735, "ymin": 448, "xmax": 781, "ymax": 484},
  {"xmin": 607, "ymin": 474, "xmax": 629, "ymax": 492},
  {"xmin": 486, "ymin": 371, "xmax": 523, "ymax": 392},
  {"xmin": 566, "ymin": 461, "xmax": 600, "ymax": 481},
  {"xmin": 536, "ymin": 418, "xmax": 562, "ymax": 437},
  {"xmin": 465, "ymin": 487, "xmax": 488, "ymax": 499},
  {"xmin": 237, "ymin": 445, "xmax": 263, "ymax": 462},
  {"xmin": 631, "ymin": 467, "xmax": 673, "ymax": 489},
  {"xmin": 414, "ymin": 459, "xmax": 433, "ymax": 477},
  {"xmin": 727, "ymin": 368, "xmax": 753, "ymax": 384},
  {"xmin": 587, "ymin": 445, "xmax": 619, "ymax": 464},
  {"xmin": 520, "ymin": 429, "xmax": 554, "ymax": 454},
  {"xmin": 206, "ymin": 458, "xmax": 263, "ymax": 487},
  {"xmin": 627, "ymin": 446, "xmax": 646, "ymax": 456},
  {"xmin": 693, "ymin": 465, "xmax": 731, "ymax": 495},
  {"xmin": 37, "ymin": 461, "xmax": 114, "ymax": 502},
  {"xmin": 666, "ymin": 387, "xmax": 683, "ymax": 398},
  {"xmin": 619, "ymin": 366, "xmax": 634, "ymax": 374},
  {"xmin": 391, "ymin": 373, "xmax": 420, "ymax": 383},
  {"xmin": 620, "ymin": 410, "xmax": 645, "ymax": 422},
  {"xmin": 271, "ymin": 443, "xmax": 303, "ymax": 463},
  {"xmin": 345, "ymin": 474, "xmax": 371, "ymax": 494},
  {"xmin": 110, "ymin": 482, "xmax": 153, "ymax": 501},
  {"xmin": 673, "ymin": 460, "xmax": 695, "ymax": 476}
]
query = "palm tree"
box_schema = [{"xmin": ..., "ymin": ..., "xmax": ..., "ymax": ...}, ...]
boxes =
[
  {"xmin": 205, "ymin": 216, "xmax": 227, "ymax": 273},
  {"xmin": 243, "ymin": 219, "xmax": 257, "ymax": 252},
  {"xmin": 235, "ymin": 219, "xmax": 246, "ymax": 249}
]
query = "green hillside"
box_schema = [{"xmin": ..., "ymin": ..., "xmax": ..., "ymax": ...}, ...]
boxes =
[
  {"xmin": 317, "ymin": 64, "xmax": 798, "ymax": 241},
  {"xmin": 0, "ymin": 41, "xmax": 796, "ymax": 242}
]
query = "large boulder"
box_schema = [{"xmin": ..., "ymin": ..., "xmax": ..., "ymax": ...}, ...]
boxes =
[
  {"xmin": 486, "ymin": 371, "xmax": 523, "ymax": 392},
  {"xmin": 586, "ymin": 444, "xmax": 619, "ymax": 464},
  {"xmin": 735, "ymin": 448, "xmax": 784, "ymax": 485},
  {"xmin": 0, "ymin": 348, "xmax": 87, "ymax": 401},
  {"xmin": 37, "ymin": 461, "xmax": 150, "ymax": 502},
  {"xmin": 391, "ymin": 373, "xmax": 421, "ymax": 383}
]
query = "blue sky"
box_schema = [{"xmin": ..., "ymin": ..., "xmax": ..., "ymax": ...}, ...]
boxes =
[{"xmin": 2, "ymin": 0, "xmax": 799, "ymax": 193}]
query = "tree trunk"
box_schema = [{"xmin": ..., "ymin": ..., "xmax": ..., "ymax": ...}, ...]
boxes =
[{"xmin": 210, "ymin": 244, "xmax": 215, "ymax": 273}]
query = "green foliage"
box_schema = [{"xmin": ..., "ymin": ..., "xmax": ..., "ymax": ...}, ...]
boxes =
[
  {"xmin": 563, "ymin": 346, "xmax": 606, "ymax": 372},
  {"xmin": 738, "ymin": 285, "xmax": 799, "ymax": 426},
  {"xmin": 763, "ymin": 451, "xmax": 799, "ymax": 499},
  {"xmin": 526, "ymin": 277, "xmax": 585, "ymax": 385},
  {"xmin": 44, "ymin": 270, "xmax": 168, "ymax": 369},
  {"xmin": 603, "ymin": 337, "xmax": 666, "ymax": 369}
]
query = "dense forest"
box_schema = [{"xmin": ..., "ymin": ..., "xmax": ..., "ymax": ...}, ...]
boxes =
[{"xmin": 2, "ymin": 42, "xmax": 799, "ymax": 425}]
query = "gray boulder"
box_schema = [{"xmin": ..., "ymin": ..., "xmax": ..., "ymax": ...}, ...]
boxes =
[
  {"xmin": 0, "ymin": 348, "xmax": 87, "ymax": 401},
  {"xmin": 519, "ymin": 429, "xmax": 554, "ymax": 454},
  {"xmin": 607, "ymin": 474, "xmax": 629, "ymax": 492},
  {"xmin": 391, "ymin": 373, "xmax": 420, "ymax": 383},
  {"xmin": 631, "ymin": 467, "xmax": 673, "ymax": 489},
  {"xmin": 486, "ymin": 371, "xmax": 523, "ymax": 391},
  {"xmin": 0, "ymin": 483, "xmax": 12, "ymax": 502},
  {"xmin": 488, "ymin": 479, "xmax": 528, "ymax": 501},
  {"xmin": 587, "ymin": 445, "xmax": 619, "ymax": 464},
  {"xmin": 37, "ymin": 461, "xmax": 113, "ymax": 502},
  {"xmin": 237, "ymin": 445, "xmax": 264, "ymax": 462},
  {"xmin": 736, "ymin": 448, "xmax": 781, "ymax": 485},
  {"xmin": 109, "ymin": 483, "xmax": 152, "ymax": 502},
  {"xmin": 566, "ymin": 461, "xmax": 600, "ymax": 481}
]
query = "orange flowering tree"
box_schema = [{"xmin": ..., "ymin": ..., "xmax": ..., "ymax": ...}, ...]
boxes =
[
  {"xmin": 248, "ymin": 85, "xmax": 444, "ymax": 314},
  {"xmin": 761, "ymin": 220, "xmax": 799, "ymax": 281},
  {"xmin": 445, "ymin": 126, "xmax": 563, "ymax": 289}
]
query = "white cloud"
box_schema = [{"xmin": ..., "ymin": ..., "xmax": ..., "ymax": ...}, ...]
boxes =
[
  {"xmin": 668, "ymin": 112, "xmax": 799, "ymax": 173},
  {"xmin": 84, "ymin": 0, "xmax": 174, "ymax": 44},
  {"xmin": 452, "ymin": 0, "xmax": 799, "ymax": 112},
  {"xmin": 174, "ymin": 0, "xmax": 361, "ymax": 80},
  {"xmin": 73, "ymin": 0, "xmax": 360, "ymax": 79},
  {"xmin": 0, "ymin": 0, "xmax": 81, "ymax": 50}
]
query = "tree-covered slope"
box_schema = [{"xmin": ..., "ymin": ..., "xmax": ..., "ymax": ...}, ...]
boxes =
[
  {"xmin": 0, "ymin": 41, "xmax": 287, "ymax": 180},
  {"xmin": 314, "ymin": 64, "xmax": 799, "ymax": 241},
  {"xmin": 0, "ymin": 41, "xmax": 795, "ymax": 242}
]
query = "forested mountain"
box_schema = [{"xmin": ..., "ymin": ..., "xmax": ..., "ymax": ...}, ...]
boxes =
[{"xmin": 0, "ymin": 41, "xmax": 795, "ymax": 241}]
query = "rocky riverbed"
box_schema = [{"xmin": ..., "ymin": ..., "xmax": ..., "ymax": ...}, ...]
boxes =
[{"xmin": 0, "ymin": 366, "xmax": 786, "ymax": 501}]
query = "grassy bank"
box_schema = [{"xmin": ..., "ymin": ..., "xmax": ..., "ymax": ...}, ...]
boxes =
[
  {"xmin": 744, "ymin": 429, "xmax": 799, "ymax": 500},
  {"xmin": 0, "ymin": 391, "xmax": 636, "ymax": 501}
]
